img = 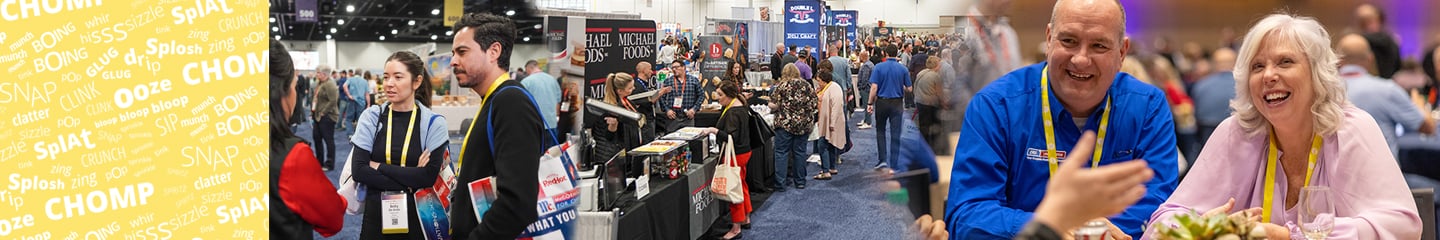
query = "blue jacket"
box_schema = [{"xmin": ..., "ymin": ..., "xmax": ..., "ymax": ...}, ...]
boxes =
[{"xmin": 945, "ymin": 63, "xmax": 1178, "ymax": 238}]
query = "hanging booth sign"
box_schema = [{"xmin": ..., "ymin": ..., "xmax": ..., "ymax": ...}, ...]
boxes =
[
  {"xmin": 584, "ymin": 19, "xmax": 659, "ymax": 100},
  {"xmin": 783, "ymin": 0, "xmax": 822, "ymax": 54}
]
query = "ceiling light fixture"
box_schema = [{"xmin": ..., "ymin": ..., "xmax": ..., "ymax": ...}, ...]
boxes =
[
  {"xmin": 338, "ymin": 19, "xmax": 345, "ymax": 25},
  {"xmin": 408, "ymin": 20, "xmax": 415, "ymax": 26},
  {"xmin": 391, "ymin": 29, "xmax": 398, "ymax": 35},
  {"xmin": 432, "ymin": 9, "xmax": 440, "ymax": 15},
  {"xmin": 379, "ymin": 36, "xmax": 386, "ymax": 41},
  {"xmin": 345, "ymin": 5, "xmax": 354, "ymax": 12},
  {"xmin": 330, "ymin": 28, "xmax": 337, "ymax": 33},
  {"xmin": 505, "ymin": 10, "xmax": 515, "ymax": 16}
]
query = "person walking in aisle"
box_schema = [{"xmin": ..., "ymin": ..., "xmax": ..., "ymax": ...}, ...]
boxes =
[
  {"xmin": 813, "ymin": 61, "xmax": 847, "ymax": 180},
  {"xmin": 520, "ymin": 60, "xmax": 563, "ymax": 141},
  {"xmin": 868, "ymin": 45, "xmax": 912, "ymax": 171}
]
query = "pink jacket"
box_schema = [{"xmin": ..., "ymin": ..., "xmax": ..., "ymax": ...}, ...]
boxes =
[
  {"xmin": 1145, "ymin": 106, "xmax": 1420, "ymax": 239},
  {"xmin": 817, "ymin": 81, "xmax": 847, "ymax": 148}
]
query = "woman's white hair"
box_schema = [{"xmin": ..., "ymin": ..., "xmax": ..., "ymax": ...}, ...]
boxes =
[{"xmin": 1230, "ymin": 13, "xmax": 1348, "ymax": 137}]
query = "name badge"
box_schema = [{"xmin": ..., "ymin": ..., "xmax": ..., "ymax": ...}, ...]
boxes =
[
  {"xmin": 672, "ymin": 96, "xmax": 684, "ymax": 109},
  {"xmin": 381, "ymin": 191, "xmax": 409, "ymax": 234}
]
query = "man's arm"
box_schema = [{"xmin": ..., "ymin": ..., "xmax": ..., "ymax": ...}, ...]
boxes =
[
  {"xmin": 944, "ymin": 93, "xmax": 1034, "ymax": 238},
  {"xmin": 1401, "ymin": 88, "xmax": 1436, "ymax": 135},
  {"xmin": 473, "ymin": 92, "xmax": 544, "ymax": 239}
]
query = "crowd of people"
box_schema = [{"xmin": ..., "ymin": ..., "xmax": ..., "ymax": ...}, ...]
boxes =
[{"xmin": 263, "ymin": 0, "xmax": 1440, "ymax": 239}]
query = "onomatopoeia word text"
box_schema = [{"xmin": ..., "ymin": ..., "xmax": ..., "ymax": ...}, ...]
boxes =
[
  {"xmin": 0, "ymin": 81, "xmax": 57, "ymax": 107},
  {"xmin": 215, "ymin": 195, "xmax": 263, "ymax": 224},
  {"xmin": 170, "ymin": 0, "xmax": 233, "ymax": 25},
  {"xmin": 33, "ymin": 47, "xmax": 87, "ymax": 73},
  {"xmin": 182, "ymin": 145, "xmax": 236, "ymax": 171},
  {"xmin": 113, "ymin": 79, "xmax": 172, "ymax": 109},
  {"xmin": 215, "ymin": 111, "xmax": 262, "ymax": 136},
  {"xmin": 126, "ymin": 222, "xmax": 174, "ymax": 240},
  {"xmin": 192, "ymin": 173, "xmax": 229, "ymax": 190},
  {"xmin": 32, "ymin": 128, "xmax": 95, "ymax": 160},
  {"xmin": 57, "ymin": 82, "xmax": 99, "ymax": 112},
  {"xmin": 146, "ymin": 38, "xmax": 200, "ymax": 59},
  {"xmin": 44, "ymin": 182, "xmax": 154, "ymax": 220},
  {"xmin": 11, "ymin": 108, "xmax": 46, "ymax": 127},
  {"xmin": 8, "ymin": 173, "xmax": 64, "ymax": 194},
  {"xmin": 182, "ymin": 51, "xmax": 265, "ymax": 85},
  {"xmin": 0, "ymin": 0, "xmax": 103, "ymax": 21},
  {"xmin": 0, "ymin": 214, "xmax": 34, "ymax": 236},
  {"xmin": 84, "ymin": 222, "xmax": 119, "ymax": 240},
  {"xmin": 81, "ymin": 23, "xmax": 130, "ymax": 45},
  {"xmin": 211, "ymin": 86, "xmax": 256, "ymax": 117}
]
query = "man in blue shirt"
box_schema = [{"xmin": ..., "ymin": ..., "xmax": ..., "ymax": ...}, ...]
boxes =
[
  {"xmin": 867, "ymin": 44, "xmax": 912, "ymax": 170},
  {"xmin": 520, "ymin": 60, "xmax": 564, "ymax": 142},
  {"xmin": 345, "ymin": 70, "xmax": 370, "ymax": 130},
  {"xmin": 1190, "ymin": 48, "xmax": 1237, "ymax": 153},
  {"xmin": 945, "ymin": 0, "xmax": 1178, "ymax": 238},
  {"xmin": 1336, "ymin": 34, "xmax": 1435, "ymax": 157}
]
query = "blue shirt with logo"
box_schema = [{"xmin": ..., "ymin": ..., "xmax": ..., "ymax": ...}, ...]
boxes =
[{"xmin": 945, "ymin": 63, "xmax": 1178, "ymax": 238}]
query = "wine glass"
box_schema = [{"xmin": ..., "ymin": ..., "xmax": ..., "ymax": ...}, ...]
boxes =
[{"xmin": 1298, "ymin": 186, "xmax": 1335, "ymax": 240}]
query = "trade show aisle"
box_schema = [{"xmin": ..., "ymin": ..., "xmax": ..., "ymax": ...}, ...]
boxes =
[{"xmin": 741, "ymin": 111, "xmax": 916, "ymax": 239}]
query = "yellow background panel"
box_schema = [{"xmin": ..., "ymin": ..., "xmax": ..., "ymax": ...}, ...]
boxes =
[{"xmin": 1, "ymin": 0, "xmax": 269, "ymax": 238}]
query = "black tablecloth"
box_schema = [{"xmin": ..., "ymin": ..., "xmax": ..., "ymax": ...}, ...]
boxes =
[{"xmin": 616, "ymin": 174, "xmax": 689, "ymax": 240}]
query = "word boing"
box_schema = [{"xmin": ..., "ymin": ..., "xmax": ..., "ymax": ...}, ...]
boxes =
[{"xmin": 3, "ymin": 0, "xmax": 267, "ymax": 237}]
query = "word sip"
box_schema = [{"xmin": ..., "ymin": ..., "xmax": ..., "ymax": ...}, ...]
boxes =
[
  {"xmin": 33, "ymin": 128, "xmax": 95, "ymax": 160},
  {"xmin": 44, "ymin": 182, "xmax": 153, "ymax": 221},
  {"xmin": 170, "ymin": 0, "xmax": 233, "ymax": 25},
  {"xmin": 0, "ymin": 0, "xmax": 103, "ymax": 21}
]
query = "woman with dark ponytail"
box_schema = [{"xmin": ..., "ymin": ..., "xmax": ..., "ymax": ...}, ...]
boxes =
[
  {"xmin": 269, "ymin": 39, "xmax": 347, "ymax": 240},
  {"xmin": 705, "ymin": 81, "xmax": 753, "ymax": 239}
]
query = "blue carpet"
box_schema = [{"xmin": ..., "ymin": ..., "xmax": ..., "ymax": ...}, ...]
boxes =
[{"xmin": 738, "ymin": 110, "xmax": 918, "ymax": 240}]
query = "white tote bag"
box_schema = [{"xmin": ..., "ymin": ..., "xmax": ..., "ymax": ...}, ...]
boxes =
[
  {"xmin": 710, "ymin": 135, "xmax": 746, "ymax": 203},
  {"xmin": 336, "ymin": 151, "xmax": 364, "ymax": 215}
]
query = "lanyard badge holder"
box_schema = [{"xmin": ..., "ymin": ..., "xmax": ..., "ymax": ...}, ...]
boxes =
[
  {"xmin": 1039, "ymin": 66, "xmax": 1111, "ymax": 175},
  {"xmin": 382, "ymin": 103, "xmax": 420, "ymax": 234}
]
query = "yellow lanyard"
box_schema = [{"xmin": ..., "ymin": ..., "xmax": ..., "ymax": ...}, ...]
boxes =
[
  {"xmin": 1040, "ymin": 65, "xmax": 1112, "ymax": 175},
  {"xmin": 458, "ymin": 73, "xmax": 512, "ymax": 172},
  {"xmin": 720, "ymin": 99, "xmax": 736, "ymax": 118},
  {"xmin": 386, "ymin": 103, "xmax": 419, "ymax": 166},
  {"xmin": 1261, "ymin": 132, "xmax": 1322, "ymax": 223}
]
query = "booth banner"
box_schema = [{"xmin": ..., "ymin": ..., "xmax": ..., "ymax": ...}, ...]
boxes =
[
  {"xmin": 825, "ymin": 26, "xmax": 846, "ymax": 56},
  {"xmin": 713, "ymin": 21, "xmax": 750, "ymax": 67},
  {"xmin": 874, "ymin": 27, "xmax": 894, "ymax": 38},
  {"xmin": 783, "ymin": 0, "xmax": 821, "ymax": 52},
  {"xmin": 697, "ymin": 35, "xmax": 737, "ymax": 84},
  {"xmin": 426, "ymin": 53, "xmax": 456, "ymax": 95},
  {"xmin": 583, "ymin": 19, "xmax": 658, "ymax": 100},
  {"xmin": 831, "ymin": 10, "xmax": 858, "ymax": 49},
  {"xmin": 2, "ymin": 0, "xmax": 268, "ymax": 238},
  {"xmin": 295, "ymin": 0, "xmax": 319, "ymax": 22}
]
